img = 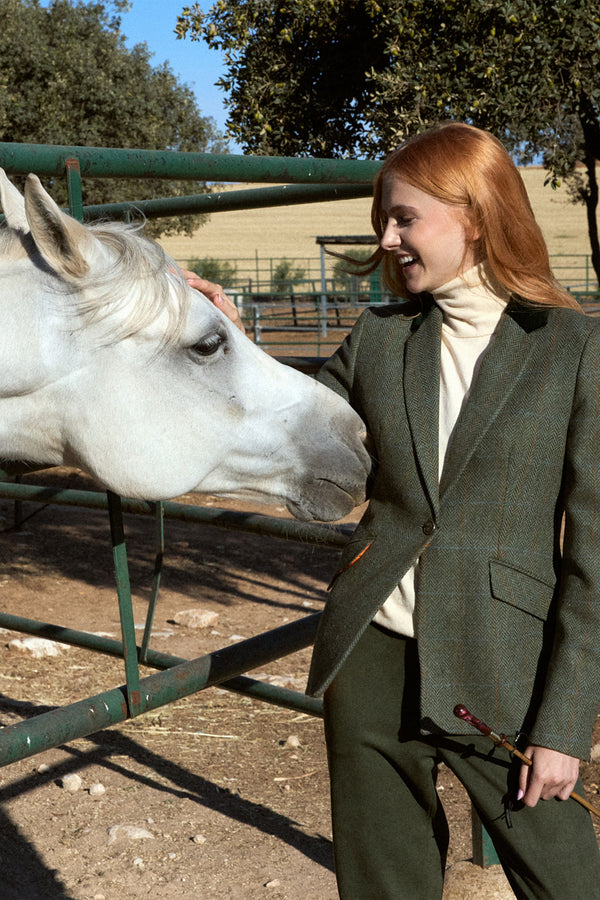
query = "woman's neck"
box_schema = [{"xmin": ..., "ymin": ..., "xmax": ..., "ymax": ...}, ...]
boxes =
[{"xmin": 431, "ymin": 262, "xmax": 510, "ymax": 337}]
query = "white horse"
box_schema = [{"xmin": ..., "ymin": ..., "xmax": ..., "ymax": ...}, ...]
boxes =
[{"xmin": 0, "ymin": 170, "xmax": 369, "ymax": 521}]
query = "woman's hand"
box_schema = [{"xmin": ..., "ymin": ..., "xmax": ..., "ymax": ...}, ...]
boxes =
[
  {"xmin": 518, "ymin": 744, "xmax": 580, "ymax": 807},
  {"xmin": 183, "ymin": 270, "xmax": 245, "ymax": 334}
]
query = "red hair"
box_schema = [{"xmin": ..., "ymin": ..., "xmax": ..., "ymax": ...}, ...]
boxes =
[{"xmin": 368, "ymin": 123, "xmax": 579, "ymax": 310}]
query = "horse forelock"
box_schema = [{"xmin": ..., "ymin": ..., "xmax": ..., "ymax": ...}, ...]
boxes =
[
  {"xmin": 73, "ymin": 221, "xmax": 190, "ymax": 347},
  {"xmin": 0, "ymin": 219, "xmax": 191, "ymax": 348}
]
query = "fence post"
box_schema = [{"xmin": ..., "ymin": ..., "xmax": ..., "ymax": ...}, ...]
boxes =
[
  {"xmin": 107, "ymin": 490, "xmax": 143, "ymax": 717},
  {"xmin": 319, "ymin": 244, "xmax": 328, "ymax": 338},
  {"xmin": 253, "ymin": 304, "xmax": 261, "ymax": 344},
  {"xmin": 586, "ymin": 254, "xmax": 590, "ymax": 292},
  {"xmin": 471, "ymin": 806, "xmax": 501, "ymax": 867}
]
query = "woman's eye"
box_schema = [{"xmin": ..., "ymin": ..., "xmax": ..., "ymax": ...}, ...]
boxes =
[{"xmin": 190, "ymin": 332, "xmax": 226, "ymax": 357}]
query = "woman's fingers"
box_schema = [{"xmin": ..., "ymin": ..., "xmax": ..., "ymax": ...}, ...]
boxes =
[
  {"xmin": 518, "ymin": 745, "xmax": 580, "ymax": 807},
  {"xmin": 183, "ymin": 270, "xmax": 245, "ymax": 334}
]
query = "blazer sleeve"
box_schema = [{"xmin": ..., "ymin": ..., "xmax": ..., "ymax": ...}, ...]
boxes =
[
  {"xmin": 316, "ymin": 309, "xmax": 370, "ymax": 407},
  {"xmin": 529, "ymin": 325, "xmax": 600, "ymax": 759}
]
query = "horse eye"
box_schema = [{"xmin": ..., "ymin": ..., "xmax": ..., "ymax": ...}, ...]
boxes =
[{"xmin": 190, "ymin": 332, "xmax": 226, "ymax": 357}]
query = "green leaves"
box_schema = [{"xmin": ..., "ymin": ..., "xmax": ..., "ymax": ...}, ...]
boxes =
[{"xmin": 178, "ymin": 0, "xmax": 389, "ymax": 157}]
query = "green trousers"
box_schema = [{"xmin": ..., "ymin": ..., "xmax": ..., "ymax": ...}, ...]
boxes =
[{"xmin": 323, "ymin": 623, "xmax": 600, "ymax": 899}]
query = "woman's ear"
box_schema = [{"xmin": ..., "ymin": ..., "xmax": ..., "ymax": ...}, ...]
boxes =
[
  {"xmin": 464, "ymin": 210, "xmax": 483, "ymax": 261},
  {"xmin": 470, "ymin": 225, "xmax": 482, "ymax": 242},
  {"xmin": 463, "ymin": 207, "xmax": 481, "ymax": 244}
]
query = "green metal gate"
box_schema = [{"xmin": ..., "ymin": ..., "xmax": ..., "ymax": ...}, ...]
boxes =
[{"xmin": 0, "ymin": 141, "xmax": 377, "ymax": 763}]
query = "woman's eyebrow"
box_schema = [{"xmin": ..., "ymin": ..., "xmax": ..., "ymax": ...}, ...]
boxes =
[{"xmin": 387, "ymin": 204, "xmax": 418, "ymax": 216}]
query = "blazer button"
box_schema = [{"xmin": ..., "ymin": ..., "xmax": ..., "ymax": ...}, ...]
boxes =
[{"xmin": 422, "ymin": 519, "xmax": 436, "ymax": 536}]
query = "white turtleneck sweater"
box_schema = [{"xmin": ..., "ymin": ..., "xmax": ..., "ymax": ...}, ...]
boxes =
[{"xmin": 372, "ymin": 263, "xmax": 510, "ymax": 636}]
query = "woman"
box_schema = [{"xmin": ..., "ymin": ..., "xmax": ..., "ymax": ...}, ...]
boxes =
[{"xmin": 190, "ymin": 122, "xmax": 600, "ymax": 899}]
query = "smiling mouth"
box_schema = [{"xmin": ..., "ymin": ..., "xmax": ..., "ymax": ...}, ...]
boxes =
[{"xmin": 399, "ymin": 255, "xmax": 418, "ymax": 267}]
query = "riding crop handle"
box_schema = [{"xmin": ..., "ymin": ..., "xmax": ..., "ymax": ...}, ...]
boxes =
[{"xmin": 453, "ymin": 705, "xmax": 600, "ymax": 820}]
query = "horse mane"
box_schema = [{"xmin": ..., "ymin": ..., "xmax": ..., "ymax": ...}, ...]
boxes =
[
  {"xmin": 72, "ymin": 221, "xmax": 190, "ymax": 347},
  {"xmin": 0, "ymin": 220, "xmax": 191, "ymax": 347}
]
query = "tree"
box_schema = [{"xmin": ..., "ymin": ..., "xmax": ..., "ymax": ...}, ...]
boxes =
[
  {"xmin": 271, "ymin": 258, "xmax": 306, "ymax": 293},
  {"xmin": 176, "ymin": 0, "xmax": 388, "ymax": 158},
  {"xmin": 177, "ymin": 0, "xmax": 600, "ymax": 283},
  {"xmin": 0, "ymin": 0, "xmax": 227, "ymax": 236},
  {"xmin": 186, "ymin": 255, "xmax": 238, "ymax": 285},
  {"xmin": 332, "ymin": 249, "xmax": 374, "ymax": 296}
]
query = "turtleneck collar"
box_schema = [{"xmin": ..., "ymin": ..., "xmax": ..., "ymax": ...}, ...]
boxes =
[{"xmin": 431, "ymin": 262, "xmax": 510, "ymax": 337}]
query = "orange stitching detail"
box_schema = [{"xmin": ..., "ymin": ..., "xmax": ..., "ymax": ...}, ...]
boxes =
[{"xmin": 327, "ymin": 540, "xmax": 374, "ymax": 591}]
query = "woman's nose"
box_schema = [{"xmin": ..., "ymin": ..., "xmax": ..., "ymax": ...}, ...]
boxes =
[{"xmin": 380, "ymin": 221, "xmax": 400, "ymax": 251}]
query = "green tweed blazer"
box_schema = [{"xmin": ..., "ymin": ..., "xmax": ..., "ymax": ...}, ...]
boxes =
[{"xmin": 307, "ymin": 297, "xmax": 600, "ymax": 760}]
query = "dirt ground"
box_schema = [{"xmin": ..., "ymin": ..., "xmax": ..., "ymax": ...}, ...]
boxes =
[{"xmin": 1, "ymin": 468, "xmax": 600, "ymax": 900}]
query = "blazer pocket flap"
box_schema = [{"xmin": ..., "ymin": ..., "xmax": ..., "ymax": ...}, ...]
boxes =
[{"xmin": 489, "ymin": 560, "xmax": 554, "ymax": 621}]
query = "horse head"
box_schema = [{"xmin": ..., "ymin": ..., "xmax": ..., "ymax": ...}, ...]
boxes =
[{"xmin": 0, "ymin": 170, "xmax": 370, "ymax": 521}]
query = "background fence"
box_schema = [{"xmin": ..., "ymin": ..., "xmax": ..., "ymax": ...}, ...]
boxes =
[
  {"xmin": 173, "ymin": 250, "xmax": 600, "ymax": 353},
  {"xmin": 175, "ymin": 251, "xmax": 599, "ymax": 299}
]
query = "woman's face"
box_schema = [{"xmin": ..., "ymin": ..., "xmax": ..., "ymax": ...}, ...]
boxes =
[{"xmin": 380, "ymin": 176, "xmax": 477, "ymax": 294}]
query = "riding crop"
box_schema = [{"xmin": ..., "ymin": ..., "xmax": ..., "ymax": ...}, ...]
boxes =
[{"xmin": 453, "ymin": 704, "xmax": 600, "ymax": 819}]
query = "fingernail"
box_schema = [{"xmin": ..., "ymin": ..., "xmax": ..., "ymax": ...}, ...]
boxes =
[
  {"xmin": 517, "ymin": 789, "xmax": 524, "ymax": 801},
  {"xmin": 215, "ymin": 294, "xmax": 223, "ymax": 304}
]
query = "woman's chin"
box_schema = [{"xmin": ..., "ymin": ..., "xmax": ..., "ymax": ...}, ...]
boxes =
[{"xmin": 404, "ymin": 272, "xmax": 424, "ymax": 293}]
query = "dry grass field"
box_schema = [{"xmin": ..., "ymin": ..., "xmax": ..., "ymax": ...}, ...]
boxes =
[{"xmin": 160, "ymin": 167, "xmax": 594, "ymax": 291}]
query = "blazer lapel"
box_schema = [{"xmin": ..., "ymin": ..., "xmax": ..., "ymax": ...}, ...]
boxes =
[
  {"xmin": 439, "ymin": 302, "xmax": 550, "ymax": 498},
  {"xmin": 403, "ymin": 299, "xmax": 443, "ymax": 518}
]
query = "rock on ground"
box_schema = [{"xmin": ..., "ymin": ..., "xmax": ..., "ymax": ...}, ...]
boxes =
[
  {"xmin": 7, "ymin": 637, "xmax": 69, "ymax": 658},
  {"xmin": 173, "ymin": 609, "xmax": 219, "ymax": 629}
]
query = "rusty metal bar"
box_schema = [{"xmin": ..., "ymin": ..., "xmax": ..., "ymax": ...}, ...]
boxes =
[
  {"xmin": 139, "ymin": 502, "xmax": 164, "ymax": 666},
  {"xmin": 0, "ymin": 610, "xmax": 324, "ymax": 720},
  {"xmin": 0, "ymin": 480, "xmax": 351, "ymax": 547},
  {"xmin": 0, "ymin": 610, "xmax": 166, "ymax": 661},
  {"xmin": 0, "ymin": 613, "xmax": 322, "ymax": 766},
  {"xmin": 0, "ymin": 141, "xmax": 380, "ymax": 183},
  {"xmin": 79, "ymin": 183, "xmax": 374, "ymax": 222},
  {"xmin": 106, "ymin": 491, "xmax": 143, "ymax": 716}
]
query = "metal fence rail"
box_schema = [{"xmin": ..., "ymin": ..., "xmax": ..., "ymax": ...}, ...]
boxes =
[
  {"xmin": 0, "ymin": 476, "xmax": 350, "ymax": 547},
  {"xmin": 0, "ymin": 140, "xmax": 380, "ymax": 182},
  {"xmin": 0, "ymin": 606, "xmax": 324, "ymax": 766},
  {"xmin": 175, "ymin": 253, "xmax": 599, "ymax": 297},
  {"xmin": 0, "ymin": 475, "xmax": 337, "ymax": 757}
]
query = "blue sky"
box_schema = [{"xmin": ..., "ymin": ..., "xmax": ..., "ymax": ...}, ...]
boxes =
[{"xmin": 117, "ymin": 2, "xmax": 231, "ymax": 136}]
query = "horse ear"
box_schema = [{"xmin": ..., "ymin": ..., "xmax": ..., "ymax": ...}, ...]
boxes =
[
  {"xmin": 0, "ymin": 169, "xmax": 30, "ymax": 233},
  {"xmin": 23, "ymin": 173, "xmax": 98, "ymax": 281}
]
